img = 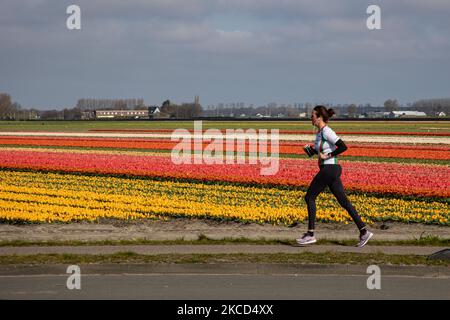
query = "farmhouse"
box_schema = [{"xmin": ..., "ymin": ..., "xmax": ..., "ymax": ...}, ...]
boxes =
[{"xmin": 95, "ymin": 109, "xmax": 149, "ymax": 119}]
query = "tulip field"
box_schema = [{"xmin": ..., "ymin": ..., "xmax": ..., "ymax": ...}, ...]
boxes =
[{"xmin": 0, "ymin": 120, "xmax": 448, "ymax": 225}]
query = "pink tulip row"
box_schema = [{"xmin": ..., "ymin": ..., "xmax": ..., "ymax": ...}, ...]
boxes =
[{"xmin": 1, "ymin": 136, "xmax": 449, "ymax": 160}]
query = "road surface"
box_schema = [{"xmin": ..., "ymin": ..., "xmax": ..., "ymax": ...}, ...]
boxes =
[{"xmin": 1, "ymin": 272, "xmax": 448, "ymax": 300}]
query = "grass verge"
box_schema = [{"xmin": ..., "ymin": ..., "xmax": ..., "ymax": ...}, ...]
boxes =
[
  {"xmin": 0, "ymin": 234, "xmax": 448, "ymax": 247},
  {"xmin": 0, "ymin": 251, "xmax": 448, "ymax": 266},
  {"xmin": 1, "ymin": 120, "xmax": 449, "ymax": 133}
]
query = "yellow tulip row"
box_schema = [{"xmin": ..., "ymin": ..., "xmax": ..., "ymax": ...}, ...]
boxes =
[{"xmin": 0, "ymin": 170, "xmax": 448, "ymax": 225}]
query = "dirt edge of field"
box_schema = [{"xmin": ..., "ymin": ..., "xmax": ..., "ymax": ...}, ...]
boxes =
[{"xmin": 0, "ymin": 219, "xmax": 448, "ymax": 242}]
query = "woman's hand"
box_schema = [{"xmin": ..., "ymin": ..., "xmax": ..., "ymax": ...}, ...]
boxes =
[{"xmin": 319, "ymin": 152, "xmax": 330, "ymax": 160}]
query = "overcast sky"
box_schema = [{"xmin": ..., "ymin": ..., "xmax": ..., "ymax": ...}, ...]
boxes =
[{"xmin": 1, "ymin": 0, "xmax": 450, "ymax": 109}]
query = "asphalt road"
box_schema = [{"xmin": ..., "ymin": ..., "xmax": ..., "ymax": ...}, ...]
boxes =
[{"xmin": 1, "ymin": 273, "xmax": 448, "ymax": 300}]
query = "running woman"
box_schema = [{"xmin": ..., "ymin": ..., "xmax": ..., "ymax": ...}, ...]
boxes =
[{"xmin": 297, "ymin": 105, "xmax": 373, "ymax": 247}]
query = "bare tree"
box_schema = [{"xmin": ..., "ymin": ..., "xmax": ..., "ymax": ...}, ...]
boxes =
[
  {"xmin": 0, "ymin": 93, "xmax": 14, "ymax": 119},
  {"xmin": 384, "ymin": 99, "xmax": 399, "ymax": 113},
  {"xmin": 347, "ymin": 104, "xmax": 357, "ymax": 117}
]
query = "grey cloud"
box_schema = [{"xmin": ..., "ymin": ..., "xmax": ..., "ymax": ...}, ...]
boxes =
[{"xmin": 1, "ymin": 1, "xmax": 449, "ymax": 108}]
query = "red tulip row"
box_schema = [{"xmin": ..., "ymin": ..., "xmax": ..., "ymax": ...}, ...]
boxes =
[
  {"xmin": 1, "ymin": 136, "xmax": 449, "ymax": 160},
  {"xmin": 0, "ymin": 149, "xmax": 448, "ymax": 197}
]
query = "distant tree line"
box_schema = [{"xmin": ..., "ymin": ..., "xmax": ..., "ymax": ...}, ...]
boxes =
[
  {"xmin": 0, "ymin": 93, "xmax": 39, "ymax": 120},
  {"xmin": 202, "ymin": 103, "xmax": 306, "ymax": 118},
  {"xmin": 411, "ymin": 98, "xmax": 450, "ymax": 114},
  {"xmin": 36, "ymin": 98, "xmax": 148, "ymax": 120},
  {"xmin": 1, "ymin": 91, "xmax": 449, "ymax": 121},
  {"xmin": 203, "ymin": 98, "xmax": 450, "ymax": 118},
  {"xmin": 76, "ymin": 98, "xmax": 145, "ymax": 111}
]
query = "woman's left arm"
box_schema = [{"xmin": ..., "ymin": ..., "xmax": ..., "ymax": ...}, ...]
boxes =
[{"xmin": 327, "ymin": 139, "xmax": 348, "ymax": 157}]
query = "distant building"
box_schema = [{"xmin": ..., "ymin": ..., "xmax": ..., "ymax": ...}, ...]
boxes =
[
  {"xmin": 437, "ymin": 112, "xmax": 446, "ymax": 117},
  {"xmin": 390, "ymin": 111, "xmax": 427, "ymax": 118},
  {"xmin": 148, "ymin": 106, "xmax": 161, "ymax": 118},
  {"xmin": 81, "ymin": 111, "xmax": 96, "ymax": 120},
  {"xmin": 365, "ymin": 111, "xmax": 391, "ymax": 118},
  {"xmin": 95, "ymin": 109, "xmax": 149, "ymax": 119}
]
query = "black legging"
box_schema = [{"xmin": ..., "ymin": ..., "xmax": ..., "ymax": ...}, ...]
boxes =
[{"xmin": 305, "ymin": 164, "xmax": 366, "ymax": 231}]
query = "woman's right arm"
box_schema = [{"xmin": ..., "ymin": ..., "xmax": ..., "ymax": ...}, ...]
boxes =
[{"xmin": 310, "ymin": 146, "xmax": 319, "ymax": 155}]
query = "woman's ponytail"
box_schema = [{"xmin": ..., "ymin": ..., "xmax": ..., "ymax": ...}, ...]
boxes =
[
  {"xmin": 327, "ymin": 108, "xmax": 335, "ymax": 119},
  {"xmin": 313, "ymin": 105, "xmax": 335, "ymax": 122}
]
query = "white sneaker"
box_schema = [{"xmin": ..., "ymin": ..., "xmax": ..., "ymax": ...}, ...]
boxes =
[
  {"xmin": 357, "ymin": 231, "xmax": 373, "ymax": 247},
  {"xmin": 296, "ymin": 233, "xmax": 317, "ymax": 246}
]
